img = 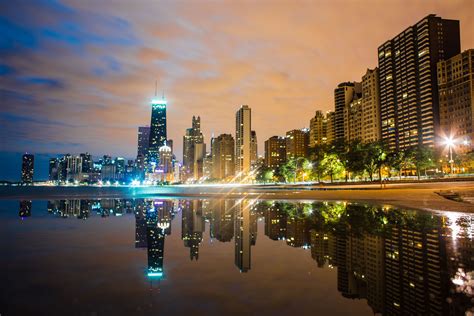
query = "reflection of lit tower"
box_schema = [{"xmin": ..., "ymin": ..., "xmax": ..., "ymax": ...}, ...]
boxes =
[
  {"xmin": 310, "ymin": 229, "xmax": 336, "ymax": 268},
  {"xmin": 383, "ymin": 216, "xmax": 447, "ymax": 315},
  {"xmin": 21, "ymin": 153, "xmax": 34, "ymax": 183},
  {"xmin": 19, "ymin": 200, "xmax": 32, "ymax": 218},
  {"xmin": 147, "ymin": 92, "xmax": 167, "ymax": 168},
  {"xmin": 181, "ymin": 200, "xmax": 204, "ymax": 260},
  {"xmin": 135, "ymin": 199, "xmax": 147, "ymax": 248},
  {"xmin": 155, "ymin": 200, "xmax": 173, "ymax": 235},
  {"xmin": 234, "ymin": 199, "xmax": 254, "ymax": 272},
  {"xmin": 146, "ymin": 205, "xmax": 165, "ymax": 278},
  {"xmin": 264, "ymin": 203, "xmax": 287, "ymax": 241},
  {"xmin": 286, "ymin": 213, "xmax": 309, "ymax": 248},
  {"xmin": 210, "ymin": 200, "xmax": 235, "ymax": 242}
]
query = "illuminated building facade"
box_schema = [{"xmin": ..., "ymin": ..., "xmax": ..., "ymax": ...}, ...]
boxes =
[
  {"xmin": 147, "ymin": 96, "xmax": 167, "ymax": 166},
  {"xmin": 285, "ymin": 129, "xmax": 309, "ymax": 160},
  {"xmin": 343, "ymin": 87, "xmax": 363, "ymax": 142},
  {"xmin": 211, "ymin": 133, "xmax": 235, "ymax": 180},
  {"xmin": 335, "ymin": 82, "xmax": 360, "ymax": 140},
  {"xmin": 183, "ymin": 116, "xmax": 204, "ymax": 180},
  {"xmin": 438, "ymin": 49, "xmax": 474, "ymax": 153},
  {"xmin": 309, "ymin": 110, "xmax": 331, "ymax": 147},
  {"xmin": 264, "ymin": 136, "xmax": 286, "ymax": 170},
  {"xmin": 378, "ymin": 14, "xmax": 460, "ymax": 150},
  {"xmin": 235, "ymin": 105, "xmax": 252, "ymax": 176},
  {"xmin": 361, "ymin": 68, "xmax": 381, "ymax": 142},
  {"xmin": 21, "ymin": 153, "xmax": 34, "ymax": 183},
  {"xmin": 250, "ymin": 130, "xmax": 258, "ymax": 169},
  {"xmin": 182, "ymin": 200, "xmax": 204, "ymax": 260}
]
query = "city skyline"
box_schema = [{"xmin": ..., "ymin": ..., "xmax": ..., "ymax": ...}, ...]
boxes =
[{"xmin": 1, "ymin": 1, "xmax": 473, "ymax": 180}]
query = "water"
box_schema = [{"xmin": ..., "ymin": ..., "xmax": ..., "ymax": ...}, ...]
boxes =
[{"xmin": 0, "ymin": 198, "xmax": 473, "ymax": 315}]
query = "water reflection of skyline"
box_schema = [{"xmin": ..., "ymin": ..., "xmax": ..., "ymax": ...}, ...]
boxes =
[{"xmin": 28, "ymin": 198, "xmax": 474, "ymax": 315}]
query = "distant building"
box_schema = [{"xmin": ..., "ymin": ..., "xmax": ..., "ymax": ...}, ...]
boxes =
[
  {"xmin": 378, "ymin": 14, "xmax": 460, "ymax": 150},
  {"xmin": 285, "ymin": 129, "xmax": 309, "ymax": 160},
  {"xmin": 49, "ymin": 158, "xmax": 59, "ymax": 181},
  {"xmin": 326, "ymin": 111, "xmax": 335, "ymax": 144},
  {"xmin": 21, "ymin": 153, "xmax": 34, "ymax": 183},
  {"xmin": 264, "ymin": 136, "xmax": 286, "ymax": 169},
  {"xmin": 309, "ymin": 110, "xmax": 333, "ymax": 147},
  {"xmin": 211, "ymin": 134, "xmax": 235, "ymax": 180},
  {"xmin": 183, "ymin": 116, "xmax": 204, "ymax": 180},
  {"xmin": 235, "ymin": 105, "xmax": 252, "ymax": 177},
  {"xmin": 193, "ymin": 142, "xmax": 206, "ymax": 181},
  {"xmin": 438, "ymin": 49, "xmax": 474, "ymax": 153},
  {"xmin": 137, "ymin": 126, "xmax": 150, "ymax": 158}
]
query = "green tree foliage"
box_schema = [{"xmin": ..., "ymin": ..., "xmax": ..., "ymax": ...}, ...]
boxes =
[{"xmin": 320, "ymin": 153, "xmax": 344, "ymax": 183}]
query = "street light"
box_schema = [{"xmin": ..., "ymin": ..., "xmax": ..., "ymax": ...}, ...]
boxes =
[{"xmin": 443, "ymin": 136, "xmax": 455, "ymax": 174}]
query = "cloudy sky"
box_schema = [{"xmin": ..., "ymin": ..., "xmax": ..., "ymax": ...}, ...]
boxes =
[{"xmin": 0, "ymin": 0, "xmax": 473, "ymax": 180}]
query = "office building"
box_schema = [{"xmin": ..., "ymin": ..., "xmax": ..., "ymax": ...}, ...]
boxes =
[
  {"xmin": 235, "ymin": 105, "xmax": 252, "ymax": 176},
  {"xmin": 264, "ymin": 136, "xmax": 286, "ymax": 170},
  {"xmin": 378, "ymin": 14, "xmax": 460, "ymax": 150},
  {"xmin": 309, "ymin": 110, "xmax": 331, "ymax": 147},
  {"xmin": 211, "ymin": 134, "xmax": 235, "ymax": 180},
  {"xmin": 21, "ymin": 153, "xmax": 34, "ymax": 183},
  {"xmin": 193, "ymin": 142, "xmax": 206, "ymax": 180},
  {"xmin": 343, "ymin": 88, "xmax": 363, "ymax": 142},
  {"xmin": 326, "ymin": 111, "xmax": 336, "ymax": 144},
  {"xmin": 285, "ymin": 129, "xmax": 309, "ymax": 160},
  {"xmin": 438, "ymin": 49, "xmax": 474, "ymax": 153},
  {"xmin": 137, "ymin": 126, "xmax": 150, "ymax": 157},
  {"xmin": 183, "ymin": 116, "xmax": 204, "ymax": 179},
  {"xmin": 147, "ymin": 95, "xmax": 167, "ymax": 165}
]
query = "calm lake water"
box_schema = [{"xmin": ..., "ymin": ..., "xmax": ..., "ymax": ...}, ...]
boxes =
[{"xmin": 0, "ymin": 198, "xmax": 473, "ymax": 315}]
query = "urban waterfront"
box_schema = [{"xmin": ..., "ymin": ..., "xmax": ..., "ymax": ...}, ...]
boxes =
[{"xmin": 1, "ymin": 197, "xmax": 473, "ymax": 315}]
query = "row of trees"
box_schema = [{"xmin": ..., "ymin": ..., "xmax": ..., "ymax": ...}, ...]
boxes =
[{"xmin": 256, "ymin": 139, "xmax": 474, "ymax": 183}]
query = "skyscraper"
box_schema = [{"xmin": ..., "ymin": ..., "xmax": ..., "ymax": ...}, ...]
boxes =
[
  {"xmin": 361, "ymin": 68, "xmax": 381, "ymax": 143},
  {"xmin": 264, "ymin": 136, "xmax": 286, "ymax": 169},
  {"xmin": 183, "ymin": 116, "xmax": 204, "ymax": 180},
  {"xmin": 137, "ymin": 126, "xmax": 150, "ymax": 157},
  {"xmin": 235, "ymin": 105, "xmax": 252, "ymax": 177},
  {"xmin": 343, "ymin": 89, "xmax": 363, "ymax": 142},
  {"xmin": 21, "ymin": 153, "xmax": 34, "ymax": 183},
  {"xmin": 309, "ymin": 111, "xmax": 333, "ymax": 147},
  {"xmin": 335, "ymin": 82, "xmax": 361, "ymax": 140},
  {"xmin": 211, "ymin": 134, "xmax": 235, "ymax": 180},
  {"xmin": 250, "ymin": 130, "xmax": 258, "ymax": 169},
  {"xmin": 437, "ymin": 49, "xmax": 474, "ymax": 153},
  {"xmin": 378, "ymin": 14, "xmax": 460, "ymax": 150},
  {"xmin": 147, "ymin": 95, "xmax": 167, "ymax": 165}
]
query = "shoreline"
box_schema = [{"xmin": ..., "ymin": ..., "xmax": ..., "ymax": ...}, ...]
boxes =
[{"xmin": 1, "ymin": 181, "xmax": 473, "ymax": 213}]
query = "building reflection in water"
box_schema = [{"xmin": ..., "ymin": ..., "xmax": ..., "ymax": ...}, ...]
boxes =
[
  {"xmin": 39, "ymin": 198, "xmax": 474, "ymax": 314},
  {"xmin": 19, "ymin": 200, "xmax": 32, "ymax": 218}
]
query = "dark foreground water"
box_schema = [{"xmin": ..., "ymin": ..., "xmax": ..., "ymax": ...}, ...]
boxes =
[{"xmin": 0, "ymin": 198, "xmax": 473, "ymax": 315}]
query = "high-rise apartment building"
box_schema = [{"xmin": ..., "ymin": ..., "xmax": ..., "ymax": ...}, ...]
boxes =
[
  {"xmin": 147, "ymin": 96, "xmax": 167, "ymax": 165},
  {"xmin": 326, "ymin": 111, "xmax": 335, "ymax": 144},
  {"xmin": 264, "ymin": 136, "xmax": 286, "ymax": 169},
  {"xmin": 335, "ymin": 82, "xmax": 361, "ymax": 140},
  {"xmin": 378, "ymin": 14, "xmax": 460, "ymax": 150},
  {"xmin": 193, "ymin": 142, "xmax": 206, "ymax": 180},
  {"xmin": 250, "ymin": 130, "xmax": 258, "ymax": 169},
  {"xmin": 211, "ymin": 134, "xmax": 235, "ymax": 180},
  {"xmin": 361, "ymin": 68, "xmax": 381, "ymax": 142},
  {"xmin": 309, "ymin": 110, "xmax": 328, "ymax": 147},
  {"xmin": 343, "ymin": 88, "xmax": 363, "ymax": 142},
  {"xmin": 183, "ymin": 116, "xmax": 204, "ymax": 179},
  {"xmin": 21, "ymin": 153, "xmax": 34, "ymax": 183},
  {"xmin": 438, "ymin": 49, "xmax": 474, "ymax": 153},
  {"xmin": 285, "ymin": 129, "xmax": 309, "ymax": 160},
  {"xmin": 235, "ymin": 105, "xmax": 252, "ymax": 176}
]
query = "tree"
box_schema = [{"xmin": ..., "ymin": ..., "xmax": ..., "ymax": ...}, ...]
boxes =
[
  {"xmin": 346, "ymin": 139, "xmax": 366, "ymax": 180},
  {"xmin": 279, "ymin": 159, "xmax": 297, "ymax": 183},
  {"xmin": 406, "ymin": 145, "xmax": 435, "ymax": 180},
  {"xmin": 255, "ymin": 166, "xmax": 274, "ymax": 184},
  {"xmin": 362, "ymin": 141, "xmax": 388, "ymax": 181},
  {"xmin": 309, "ymin": 144, "xmax": 327, "ymax": 182},
  {"xmin": 320, "ymin": 153, "xmax": 344, "ymax": 183},
  {"xmin": 386, "ymin": 150, "xmax": 404, "ymax": 179}
]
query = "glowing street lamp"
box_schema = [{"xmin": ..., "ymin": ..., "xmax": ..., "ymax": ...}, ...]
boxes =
[{"xmin": 443, "ymin": 136, "xmax": 455, "ymax": 174}]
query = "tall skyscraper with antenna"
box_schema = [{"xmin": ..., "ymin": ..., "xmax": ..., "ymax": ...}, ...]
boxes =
[{"xmin": 147, "ymin": 84, "xmax": 167, "ymax": 168}]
